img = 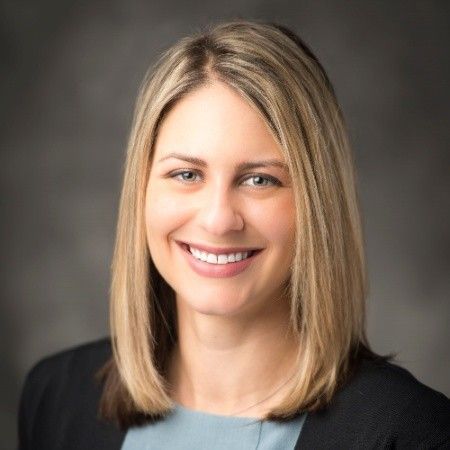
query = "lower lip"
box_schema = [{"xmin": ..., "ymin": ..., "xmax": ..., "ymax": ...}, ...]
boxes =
[{"xmin": 177, "ymin": 243, "xmax": 263, "ymax": 278}]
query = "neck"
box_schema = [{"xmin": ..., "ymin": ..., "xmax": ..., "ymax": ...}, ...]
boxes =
[{"xmin": 167, "ymin": 297, "xmax": 299, "ymax": 417}]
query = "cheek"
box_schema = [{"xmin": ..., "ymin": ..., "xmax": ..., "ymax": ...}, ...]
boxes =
[
  {"xmin": 251, "ymin": 194, "xmax": 296, "ymax": 246},
  {"xmin": 145, "ymin": 181, "xmax": 187, "ymax": 244}
]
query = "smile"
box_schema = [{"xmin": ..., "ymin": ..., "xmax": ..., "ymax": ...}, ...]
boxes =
[
  {"xmin": 177, "ymin": 242, "xmax": 264, "ymax": 278},
  {"xmin": 187, "ymin": 244, "xmax": 257, "ymax": 264}
]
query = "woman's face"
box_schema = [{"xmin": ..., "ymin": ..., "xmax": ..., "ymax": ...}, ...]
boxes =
[{"xmin": 145, "ymin": 81, "xmax": 296, "ymax": 318}]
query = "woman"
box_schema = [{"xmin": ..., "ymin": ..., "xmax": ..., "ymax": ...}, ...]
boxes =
[{"xmin": 18, "ymin": 20, "xmax": 449, "ymax": 449}]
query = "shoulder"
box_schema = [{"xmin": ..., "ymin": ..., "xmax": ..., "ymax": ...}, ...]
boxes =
[
  {"xmin": 300, "ymin": 356, "xmax": 450, "ymax": 449},
  {"xmin": 18, "ymin": 337, "xmax": 123, "ymax": 450},
  {"xmin": 356, "ymin": 357, "xmax": 450, "ymax": 447},
  {"xmin": 20, "ymin": 337, "xmax": 112, "ymax": 409},
  {"xmin": 24, "ymin": 337, "xmax": 112, "ymax": 386},
  {"xmin": 350, "ymin": 357, "xmax": 450, "ymax": 421}
]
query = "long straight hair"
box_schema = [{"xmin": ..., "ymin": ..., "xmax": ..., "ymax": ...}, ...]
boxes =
[{"xmin": 97, "ymin": 19, "xmax": 395, "ymax": 429}]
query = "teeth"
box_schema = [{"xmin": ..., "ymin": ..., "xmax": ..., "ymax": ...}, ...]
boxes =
[{"xmin": 189, "ymin": 246, "xmax": 251, "ymax": 264}]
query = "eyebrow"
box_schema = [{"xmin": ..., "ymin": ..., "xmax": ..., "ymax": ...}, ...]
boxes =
[{"xmin": 157, "ymin": 152, "xmax": 289, "ymax": 172}]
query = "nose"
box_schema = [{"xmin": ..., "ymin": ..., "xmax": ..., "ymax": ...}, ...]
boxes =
[{"xmin": 196, "ymin": 181, "xmax": 244, "ymax": 235}]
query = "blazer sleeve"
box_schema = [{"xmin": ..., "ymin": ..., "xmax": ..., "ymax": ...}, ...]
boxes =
[
  {"xmin": 17, "ymin": 356, "xmax": 57, "ymax": 450},
  {"xmin": 387, "ymin": 379, "xmax": 450, "ymax": 448},
  {"xmin": 296, "ymin": 357, "xmax": 450, "ymax": 449},
  {"xmin": 17, "ymin": 338, "xmax": 125, "ymax": 450},
  {"xmin": 18, "ymin": 363, "xmax": 34, "ymax": 449}
]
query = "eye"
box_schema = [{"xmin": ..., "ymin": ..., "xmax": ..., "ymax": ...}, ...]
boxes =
[
  {"xmin": 170, "ymin": 170, "xmax": 200, "ymax": 183},
  {"xmin": 168, "ymin": 170, "xmax": 282, "ymax": 188},
  {"xmin": 242, "ymin": 174, "xmax": 281, "ymax": 187}
]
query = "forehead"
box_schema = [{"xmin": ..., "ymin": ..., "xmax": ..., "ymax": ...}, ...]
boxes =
[{"xmin": 153, "ymin": 81, "xmax": 284, "ymax": 162}]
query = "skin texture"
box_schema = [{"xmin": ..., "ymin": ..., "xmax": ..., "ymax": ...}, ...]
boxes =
[{"xmin": 145, "ymin": 80, "xmax": 299, "ymax": 417}]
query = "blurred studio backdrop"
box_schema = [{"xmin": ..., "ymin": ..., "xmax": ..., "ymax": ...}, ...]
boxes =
[{"xmin": 1, "ymin": 1, "xmax": 449, "ymax": 447}]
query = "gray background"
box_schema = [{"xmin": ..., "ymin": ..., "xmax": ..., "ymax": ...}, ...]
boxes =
[{"xmin": 2, "ymin": 1, "xmax": 449, "ymax": 447}]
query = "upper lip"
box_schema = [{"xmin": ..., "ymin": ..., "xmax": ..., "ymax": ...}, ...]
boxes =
[{"xmin": 176, "ymin": 240, "xmax": 263, "ymax": 254}]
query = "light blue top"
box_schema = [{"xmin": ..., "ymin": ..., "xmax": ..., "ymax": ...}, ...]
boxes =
[{"xmin": 122, "ymin": 403, "xmax": 307, "ymax": 450}]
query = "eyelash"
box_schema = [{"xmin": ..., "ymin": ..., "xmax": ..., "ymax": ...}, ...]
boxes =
[{"xmin": 168, "ymin": 170, "xmax": 282, "ymax": 188}]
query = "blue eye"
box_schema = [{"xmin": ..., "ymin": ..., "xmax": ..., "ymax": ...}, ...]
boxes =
[
  {"xmin": 169, "ymin": 170, "xmax": 281, "ymax": 187},
  {"xmin": 171, "ymin": 170, "xmax": 200, "ymax": 183},
  {"xmin": 242, "ymin": 175, "xmax": 280, "ymax": 187}
]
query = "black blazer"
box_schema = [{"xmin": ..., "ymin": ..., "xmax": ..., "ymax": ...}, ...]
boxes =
[{"xmin": 18, "ymin": 338, "xmax": 450, "ymax": 449}]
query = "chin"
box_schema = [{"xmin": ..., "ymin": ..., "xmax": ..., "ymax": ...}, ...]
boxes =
[{"xmin": 178, "ymin": 293, "xmax": 250, "ymax": 317}]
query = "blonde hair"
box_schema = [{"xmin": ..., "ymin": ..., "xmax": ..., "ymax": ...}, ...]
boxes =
[{"xmin": 97, "ymin": 19, "xmax": 394, "ymax": 428}]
